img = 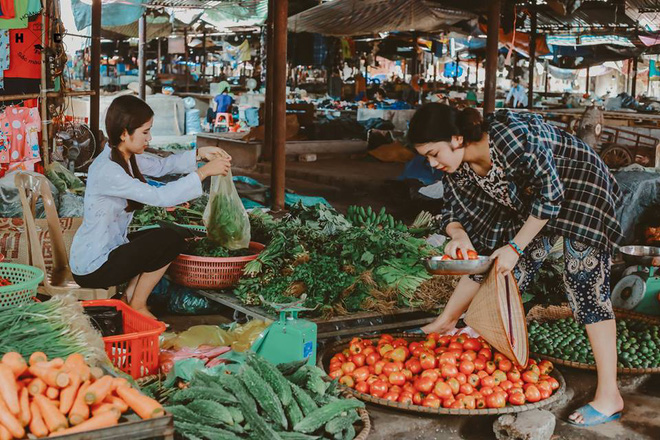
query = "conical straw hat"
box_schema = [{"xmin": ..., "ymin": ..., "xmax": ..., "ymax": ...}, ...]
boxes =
[{"xmin": 464, "ymin": 262, "xmax": 529, "ymax": 368}]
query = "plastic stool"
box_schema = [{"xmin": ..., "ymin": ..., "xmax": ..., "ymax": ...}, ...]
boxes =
[{"xmin": 213, "ymin": 113, "xmax": 234, "ymax": 132}]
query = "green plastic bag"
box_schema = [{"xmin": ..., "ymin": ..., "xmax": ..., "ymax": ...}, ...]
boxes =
[{"xmin": 203, "ymin": 170, "xmax": 251, "ymax": 249}]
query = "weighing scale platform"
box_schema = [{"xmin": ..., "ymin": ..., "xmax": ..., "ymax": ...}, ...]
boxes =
[{"xmin": 196, "ymin": 290, "xmax": 436, "ymax": 339}]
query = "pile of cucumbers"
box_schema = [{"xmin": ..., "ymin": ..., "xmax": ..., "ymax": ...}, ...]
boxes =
[
  {"xmin": 529, "ymin": 317, "xmax": 660, "ymax": 369},
  {"xmin": 163, "ymin": 353, "xmax": 365, "ymax": 440},
  {"xmin": 346, "ymin": 205, "xmax": 407, "ymax": 232}
]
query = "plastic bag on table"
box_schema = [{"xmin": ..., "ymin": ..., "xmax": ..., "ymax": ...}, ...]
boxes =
[
  {"xmin": 167, "ymin": 325, "xmax": 235, "ymax": 350},
  {"xmin": 45, "ymin": 162, "xmax": 85, "ymax": 195},
  {"xmin": 229, "ymin": 319, "xmax": 270, "ymax": 352},
  {"xmin": 168, "ymin": 285, "xmax": 223, "ymax": 315},
  {"xmin": 58, "ymin": 193, "xmax": 84, "ymax": 218},
  {"xmin": 203, "ymin": 168, "xmax": 251, "ymax": 249}
]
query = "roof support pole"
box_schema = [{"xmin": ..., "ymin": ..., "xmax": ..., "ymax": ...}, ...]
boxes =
[
  {"xmin": 528, "ymin": 1, "xmax": 537, "ymax": 110},
  {"xmin": 483, "ymin": 0, "xmax": 501, "ymax": 115},
  {"xmin": 271, "ymin": 0, "xmax": 288, "ymax": 211},
  {"xmin": 631, "ymin": 56, "xmax": 638, "ymax": 98},
  {"xmin": 40, "ymin": 0, "xmax": 49, "ymax": 167},
  {"xmin": 263, "ymin": 0, "xmax": 275, "ymax": 161},
  {"xmin": 184, "ymin": 27, "xmax": 190, "ymax": 92},
  {"xmin": 138, "ymin": 13, "xmax": 147, "ymax": 100},
  {"xmin": 585, "ymin": 66, "xmax": 590, "ymax": 95},
  {"xmin": 90, "ymin": 0, "xmax": 101, "ymax": 145}
]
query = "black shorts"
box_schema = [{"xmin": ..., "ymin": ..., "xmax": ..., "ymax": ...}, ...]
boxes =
[{"xmin": 73, "ymin": 228, "xmax": 185, "ymax": 289}]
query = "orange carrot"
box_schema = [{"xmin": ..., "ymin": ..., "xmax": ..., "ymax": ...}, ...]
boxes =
[
  {"xmin": 51, "ymin": 410, "xmax": 119, "ymax": 436},
  {"xmin": 68, "ymin": 381, "xmax": 90, "ymax": 426},
  {"xmin": 90, "ymin": 367, "xmax": 104, "ymax": 381},
  {"xmin": 29, "ymin": 352, "xmax": 47, "ymax": 367},
  {"xmin": 84, "ymin": 376, "xmax": 113, "ymax": 405},
  {"xmin": 46, "ymin": 387, "xmax": 60, "ymax": 400},
  {"xmin": 58, "ymin": 374, "xmax": 81, "ymax": 415},
  {"xmin": 18, "ymin": 387, "xmax": 30, "ymax": 427},
  {"xmin": 28, "ymin": 378, "xmax": 47, "ymax": 396},
  {"xmin": 0, "ymin": 424, "xmax": 10, "ymax": 440},
  {"xmin": 64, "ymin": 354, "xmax": 90, "ymax": 382},
  {"xmin": 0, "ymin": 364, "xmax": 20, "ymax": 415},
  {"xmin": 112, "ymin": 378, "xmax": 129, "ymax": 390},
  {"xmin": 29, "ymin": 401, "xmax": 49, "ymax": 438},
  {"xmin": 0, "ymin": 398, "xmax": 25, "ymax": 438},
  {"xmin": 115, "ymin": 386, "xmax": 164, "ymax": 420},
  {"xmin": 91, "ymin": 403, "xmax": 120, "ymax": 418},
  {"xmin": 28, "ymin": 365, "xmax": 69, "ymax": 389},
  {"xmin": 34, "ymin": 395, "xmax": 67, "ymax": 433},
  {"xmin": 104, "ymin": 395, "xmax": 128, "ymax": 413},
  {"xmin": 1, "ymin": 353, "xmax": 27, "ymax": 378}
]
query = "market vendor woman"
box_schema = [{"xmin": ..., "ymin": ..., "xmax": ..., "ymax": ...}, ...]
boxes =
[
  {"xmin": 70, "ymin": 95, "xmax": 231, "ymax": 320},
  {"xmin": 408, "ymin": 104, "xmax": 623, "ymax": 427}
]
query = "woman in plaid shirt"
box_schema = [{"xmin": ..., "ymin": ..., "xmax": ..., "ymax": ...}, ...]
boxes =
[{"xmin": 409, "ymin": 104, "xmax": 623, "ymax": 427}]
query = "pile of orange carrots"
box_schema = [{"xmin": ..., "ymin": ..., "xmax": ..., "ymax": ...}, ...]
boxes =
[{"xmin": 0, "ymin": 351, "xmax": 164, "ymax": 438}]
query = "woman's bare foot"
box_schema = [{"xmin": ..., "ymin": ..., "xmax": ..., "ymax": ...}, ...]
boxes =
[
  {"xmin": 131, "ymin": 305, "xmax": 158, "ymax": 321},
  {"xmin": 421, "ymin": 317, "xmax": 458, "ymax": 335},
  {"xmin": 568, "ymin": 394, "xmax": 624, "ymax": 425}
]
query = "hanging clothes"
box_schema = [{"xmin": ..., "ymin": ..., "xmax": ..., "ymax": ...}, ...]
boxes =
[
  {"xmin": 26, "ymin": 0, "xmax": 41, "ymax": 16},
  {"xmin": 0, "ymin": 0, "xmax": 15, "ymax": 19},
  {"xmin": 0, "ymin": 111, "xmax": 10, "ymax": 164},
  {"xmin": 0, "ymin": 0, "xmax": 26, "ymax": 30},
  {"xmin": 4, "ymin": 14, "xmax": 42, "ymax": 79},
  {"xmin": 1, "ymin": 105, "xmax": 41, "ymax": 164}
]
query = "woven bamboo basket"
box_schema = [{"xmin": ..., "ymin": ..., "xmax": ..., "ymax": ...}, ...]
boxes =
[
  {"xmin": 526, "ymin": 304, "xmax": 660, "ymax": 374},
  {"xmin": 464, "ymin": 263, "xmax": 529, "ymax": 368},
  {"xmin": 319, "ymin": 334, "xmax": 566, "ymax": 416}
]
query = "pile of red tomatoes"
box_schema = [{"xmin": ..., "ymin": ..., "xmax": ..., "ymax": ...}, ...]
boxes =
[{"xmin": 328, "ymin": 333, "xmax": 560, "ymax": 410}]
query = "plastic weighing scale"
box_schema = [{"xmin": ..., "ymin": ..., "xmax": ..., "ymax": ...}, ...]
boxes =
[
  {"xmin": 251, "ymin": 295, "xmax": 318, "ymax": 366},
  {"xmin": 612, "ymin": 246, "xmax": 660, "ymax": 316}
]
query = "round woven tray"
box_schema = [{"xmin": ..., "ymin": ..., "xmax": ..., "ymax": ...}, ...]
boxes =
[
  {"xmin": 526, "ymin": 304, "xmax": 660, "ymax": 374},
  {"xmin": 319, "ymin": 334, "xmax": 567, "ymax": 416},
  {"xmin": 137, "ymin": 374, "xmax": 372, "ymax": 439}
]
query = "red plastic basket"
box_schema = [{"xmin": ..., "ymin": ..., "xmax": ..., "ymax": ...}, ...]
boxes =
[
  {"xmin": 167, "ymin": 241, "xmax": 264, "ymax": 289},
  {"xmin": 83, "ymin": 300, "xmax": 166, "ymax": 379}
]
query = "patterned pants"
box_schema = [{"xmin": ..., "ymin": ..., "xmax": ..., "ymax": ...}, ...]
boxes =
[{"xmin": 473, "ymin": 236, "xmax": 616, "ymax": 325}]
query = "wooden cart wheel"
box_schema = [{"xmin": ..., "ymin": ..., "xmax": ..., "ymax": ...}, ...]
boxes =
[{"xmin": 600, "ymin": 144, "xmax": 634, "ymax": 169}]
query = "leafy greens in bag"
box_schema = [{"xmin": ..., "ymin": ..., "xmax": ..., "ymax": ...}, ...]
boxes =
[{"xmin": 203, "ymin": 169, "xmax": 251, "ymax": 249}]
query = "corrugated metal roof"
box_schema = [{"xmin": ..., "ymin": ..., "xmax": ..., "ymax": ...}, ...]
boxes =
[{"xmin": 146, "ymin": 0, "xmax": 262, "ymax": 10}]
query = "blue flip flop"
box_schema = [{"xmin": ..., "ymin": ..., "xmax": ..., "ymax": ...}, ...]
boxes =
[
  {"xmin": 567, "ymin": 404, "xmax": 622, "ymax": 427},
  {"xmin": 404, "ymin": 327, "xmax": 426, "ymax": 335}
]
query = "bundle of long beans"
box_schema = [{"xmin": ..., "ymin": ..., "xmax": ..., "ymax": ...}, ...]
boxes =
[{"xmin": 0, "ymin": 294, "xmax": 107, "ymax": 365}]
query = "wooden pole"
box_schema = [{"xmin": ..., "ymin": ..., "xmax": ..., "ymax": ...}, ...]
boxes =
[
  {"xmin": 202, "ymin": 28, "xmax": 207, "ymax": 85},
  {"xmin": 264, "ymin": 0, "xmax": 275, "ymax": 160},
  {"xmin": 90, "ymin": 0, "xmax": 101, "ymax": 146},
  {"xmin": 157, "ymin": 38, "xmax": 162, "ymax": 75},
  {"xmin": 528, "ymin": 1, "xmax": 537, "ymax": 110},
  {"xmin": 271, "ymin": 0, "xmax": 288, "ymax": 211},
  {"xmin": 184, "ymin": 28, "xmax": 190, "ymax": 92},
  {"xmin": 40, "ymin": 0, "xmax": 49, "ymax": 167},
  {"xmin": 585, "ymin": 66, "xmax": 590, "ymax": 94},
  {"xmin": 545, "ymin": 60, "xmax": 549, "ymax": 94},
  {"xmin": 631, "ymin": 56, "xmax": 638, "ymax": 98},
  {"xmin": 483, "ymin": 0, "xmax": 501, "ymax": 114},
  {"xmin": 138, "ymin": 13, "xmax": 147, "ymax": 100}
]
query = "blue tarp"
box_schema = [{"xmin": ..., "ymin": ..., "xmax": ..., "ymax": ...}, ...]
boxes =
[{"xmin": 71, "ymin": 0, "xmax": 146, "ymax": 31}]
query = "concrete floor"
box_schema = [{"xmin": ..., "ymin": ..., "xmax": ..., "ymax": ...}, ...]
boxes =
[{"xmin": 164, "ymin": 156, "xmax": 660, "ymax": 439}]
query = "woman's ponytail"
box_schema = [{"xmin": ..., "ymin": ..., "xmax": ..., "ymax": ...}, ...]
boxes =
[
  {"xmin": 456, "ymin": 107, "xmax": 486, "ymax": 143},
  {"xmin": 408, "ymin": 103, "xmax": 486, "ymax": 146}
]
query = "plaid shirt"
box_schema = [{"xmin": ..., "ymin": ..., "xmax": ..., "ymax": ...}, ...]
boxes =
[{"xmin": 439, "ymin": 110, "xmax": 623, "ymax": 253}]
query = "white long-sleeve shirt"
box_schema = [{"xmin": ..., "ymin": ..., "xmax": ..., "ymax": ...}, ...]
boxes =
[{"xmin": 70, "ymin": 148, "xmax": 202, "ymax": 275}]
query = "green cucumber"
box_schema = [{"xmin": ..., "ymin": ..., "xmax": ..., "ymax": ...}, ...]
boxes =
[
  {"xmin": 284, "ymin": 398, "xmax": 304, "ymax": 428},
  {"xmin": 325, "ymin": 411, "xmax": 360, "ymax": 435},
  {"xmin": 247, "ymin": 354, "xmax": 293, "ymax": 406},
  {"xmin": 290, "ymin": 382, "xmax": 318, "ymax": 416},
  {"xmin": 294, "ymin": 400, "xmax": 364, "ymax": 433},
  {"xmin": 240, "ymin": 364, "xmax": 288, "ymax": 429}
]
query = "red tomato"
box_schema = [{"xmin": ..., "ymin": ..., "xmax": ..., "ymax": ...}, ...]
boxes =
[
  {"xmin": 333, "ymin": 353, "xmax": 347, "ymax": 363},
  {"xmin": 422, "ymin": 338, "xmax": 437, "ymax": 350},
  {"xmin": 422, "ymin": 395, "xmax": 441, "ymax": 408},
  {"xmin": 355, "ymin": 380, "xmax": 369, "ymax": 394},
  {"xmin": 433, "ymin": 381, "xmax": 453, "ymax": 400},
  {"xmin": 398, "ymin": 391, "xmax": 414, "ymax": 405},
  {"xmin": 412, "ymin": 391, "xmax": 425, "ymax": 405},
  {"xmin": 454, "ymin": 373, "xmax": 466, "ymax": 385},
  {"xmin": 391, "ymin": 338, "xmax": 408, "ymax": 347},
  {"xmin": 448, "ymin": 342, "xmax": 464, "ymax": 351},
  {"xmin": 522, "ymin": 370, "xmax": 539, "ymax": 384},
  {"xmin": 450, "ymin": 399, "xmax": 466, "ymax": 410},
  {"xmin": 459, "ymin": 350, "xmax": 477, "ymax": 362},
  {"xmin": 362, "ymin": 346, "xmax": 376, "ymax": 357},
  {"xmin": 509, "ymin": 387, "xmax": 524, "ymax": 396},
  {"xmin": 485, "ymin": 361, "xmax": 497, "ymax": 375},
  {"xmin": 374, "ymin": 360, "xmax": 386, "ymax": 375},
  {"xmin": 389, "ymin": 385, "xmax": 402, "ymax": 394},
  {"xmin": 498, "ymin": 359, "xmax": 513, "ymax": 372},
  {"xmin": 463, "ymin": 395, "xmax": 476, "ymax": 410},
  {"xmin": 349, "ymin": 343, "xmax": 363, "ymax": 355},
  {"xmin": 474, "ymin": 357, "xmax": 487, "ymax": 371},
  {"xmin": 435, "ymin": 335, "xmax": 450, "ymax": 347},
  {"xmin": 419, "ymin": 353, "xmax": 437, "ymax": 370},
  {"xmin": 493, "ymin": 353, "xmax": 506, "ymax": 365},
  {"xmin": 380, "ymin": 334, "xmax": 394, "ymax": 342},
  {"xmin": 459, "ymin": 360, "xmax": 475, "ymax": 375},
  {"xmin": 507, "ymin": 369, "xmax": 521, "ymax": 382},
  {"xmin": 546, "ymin": 377, "xmax": 560, "ymax": 391},
  {"xmin": 379, "ymin": 344, "xmax": 394, "ymax": 356},
  {"xmin": 382, "ymin": 361, "xmax": 402, "ymax": 376},
  {"xmin": 405, "ymin": 358, "xmax": 422, "ymax": 375},
  {"xmin": 384, "ymin": 391, "xmax": 400, "ymax": 402},
  {"xmin": 369, "ymin": 380, "xmax": 389, "ymax": 398},
  {"xmin": 538, "ymin": 360, "xmax": 554, "ymax": 375},
  {"xmin": 459, "ymin": 383, "xmax": 474, "ymax": 395},
  {"xmin": 329, "ymin": 361, "xmax": 343, "ymax": 372},
  {"xmin": 467, "ymin": 249, "xmax": 479, "ymax": 260},
  {"xmin": 528, "ymin": 364, "xmax": 541, "ymax": 376},
  {"xmin": 439, "ymin": 352, "xmax": 458, "ymax": 366},
  {"xmin": 468, "ymin": 374, "xmax": 480, "ymax": 387},
  {"xmin": 446, "ymin": 378, "xmax": 460, "ymax": 395},
  {"xmin": 481, "ymin": 376, "xmax": 497, "ymax": 388},
  {"xmin": 401, "ymin": 369, "xmax": 414, "ymax": 381},
  {"xmin": 441, "ymin": 364, "xmax": 459, "ymax": 379},
  {"xmin": 341, "ymin": 362, "xmax": 356, "ymax": 374},
  {"xmin": 478, "ymin": 348, "xmax": 493, "ymax": 361},
  {"xmin": 492, "ymin": 370, "xmax": 507, "ymax": 384},
  {"xmin": 329, "ymin": 369, "xmax": 343, "ymax": 380},
  {"xmin": 339, "ymin": 375, "xmax": 355, "ymax": 388},
  {"xmin": 476, "ymin": 397, "xmax": 486, "ymax": 409},
  {"xmin": 403, "ymin": 382, "xmax": 416, "ymax": 393},
  {"xmin": 499, "ymin": 380, "xmax": 514, "ymax": 391},
  {"xmin": 441, "ymin": 254, "xmax": 453, "ymax": 261},
  {"xmin": 366, "ymin": 375, "xmax": 379, "ymax": 385},
  {"xmin": 388, "ymin": 346, "xmax": 410, "ymax": 363},
  {"xmin": 524, "ymin": 385, "xmax": 542, "ymax": 403},
  {"xmin": 366, "ymin": 352, "xmax": 381, "ymax": 366},
  {"xmin": 486, "ymin": 393, "xmax": 506, "ymax": 409},
  {"xmin": 388, "ymin": 372, "xmax": 407, "ymax": 387},
  {"xmin": 352, "ymin": 366, "xmax": 370, "ymax": 382},
  {"xmin": 420, "ymin": 368, "xmax": 440, "ymax": 382},
  {"xmin": 477, "ymin": 370, "xmax": 489, "ymax": 379},
  {"xmin": 351, "ymin": 353, "xmax": 366, "ymax": 367},
  {"xmin": 508, "ymin": 392, "xmax": 526, "ymax": 406},
  {"xmin": 442, "ymin": 397, "xmax": 456, "ymax": 408},
  {"xmin": 480, "ymin": 386, "xmax": 494, "ymax": 396},
  {"xmin": 414, "ymin": 376, "xmax": 435, "ymax": 393},
  {"xmin": 378, "ymin": 374, "xmax": 389, "ymax": 383}
]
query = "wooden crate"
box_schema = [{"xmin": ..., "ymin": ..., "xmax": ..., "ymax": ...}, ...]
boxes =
[{"xmin": 56, "ymin": 414, "xmax": 173, "ymax": 440}]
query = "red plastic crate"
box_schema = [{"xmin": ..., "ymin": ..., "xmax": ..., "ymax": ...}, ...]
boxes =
[{"xmin": 83, "ymin": 300, "xmax": 166, "ymax": 379}]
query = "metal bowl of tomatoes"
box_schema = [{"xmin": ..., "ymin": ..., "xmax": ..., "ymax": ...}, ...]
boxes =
[{"xmin": 423, "ymin": 253, "xmax": 493, "ymax": 276}]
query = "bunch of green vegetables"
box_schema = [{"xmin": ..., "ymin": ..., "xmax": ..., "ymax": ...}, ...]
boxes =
[
  {"xmin": 235, "ymin": 202, "xmax": 439, "ymax": 317},
  {"xmin": 130, "ymin": 196, "xmax": 207, "ymax": 228},
  {"xmin": 0, "ymin": 294, "xmax": 107, "ymax": 365},
  {"xmin": 130, "ymin": 206, "xmax": 175, "ymax": 228},
  {"xmin": 185, "ymin": 238, "xmax": 255, "ymax": 258},
  {"xmin": 156, "ymin": 353, "xmax": 364, "ymax": 440}
]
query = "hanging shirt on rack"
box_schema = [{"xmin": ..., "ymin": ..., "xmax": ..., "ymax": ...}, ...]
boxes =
[
  {"xmin": 0, "ymin": 0, "xmax": 15, "ymax": 19},
  {"xmin": 0, "ymin": 29, "xmax": 9, "ymax": 88},
  {"xmin": 0, "ymin": 0, "xmax": 26, "ymax": 30},
  {"xmin": 3, "ymin": 105, "xmax": 40, "ymax": 164},
  {"xmin": 0, "ymin": 110, "xmax": 10, "ymax": 164},
  {"xmin": 4, "ymin": 14, "xmax": 42, "ymax": 79},
  {"xmin": 26, "ymin": 0, "xmax": 41, "ymax": 17}
]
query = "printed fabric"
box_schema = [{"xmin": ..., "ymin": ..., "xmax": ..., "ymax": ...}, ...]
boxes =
[
  {"xmin": 0, "ymin": 0, "xmax": 26, "ymax": 30},
  {"xmin": 26, "ymin": 0, "xmax": 41, "ymax": 16},
  {"xmin": 0, "ymin": 0, "xmax": 15, "ymax": 19},
  {"xmin": 4, "ymin": 14, "xmax": 42, "ymax": 79},
  {"xmin": 0, "ymin": 105, "xmax": 40, "ymax": 164}
]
